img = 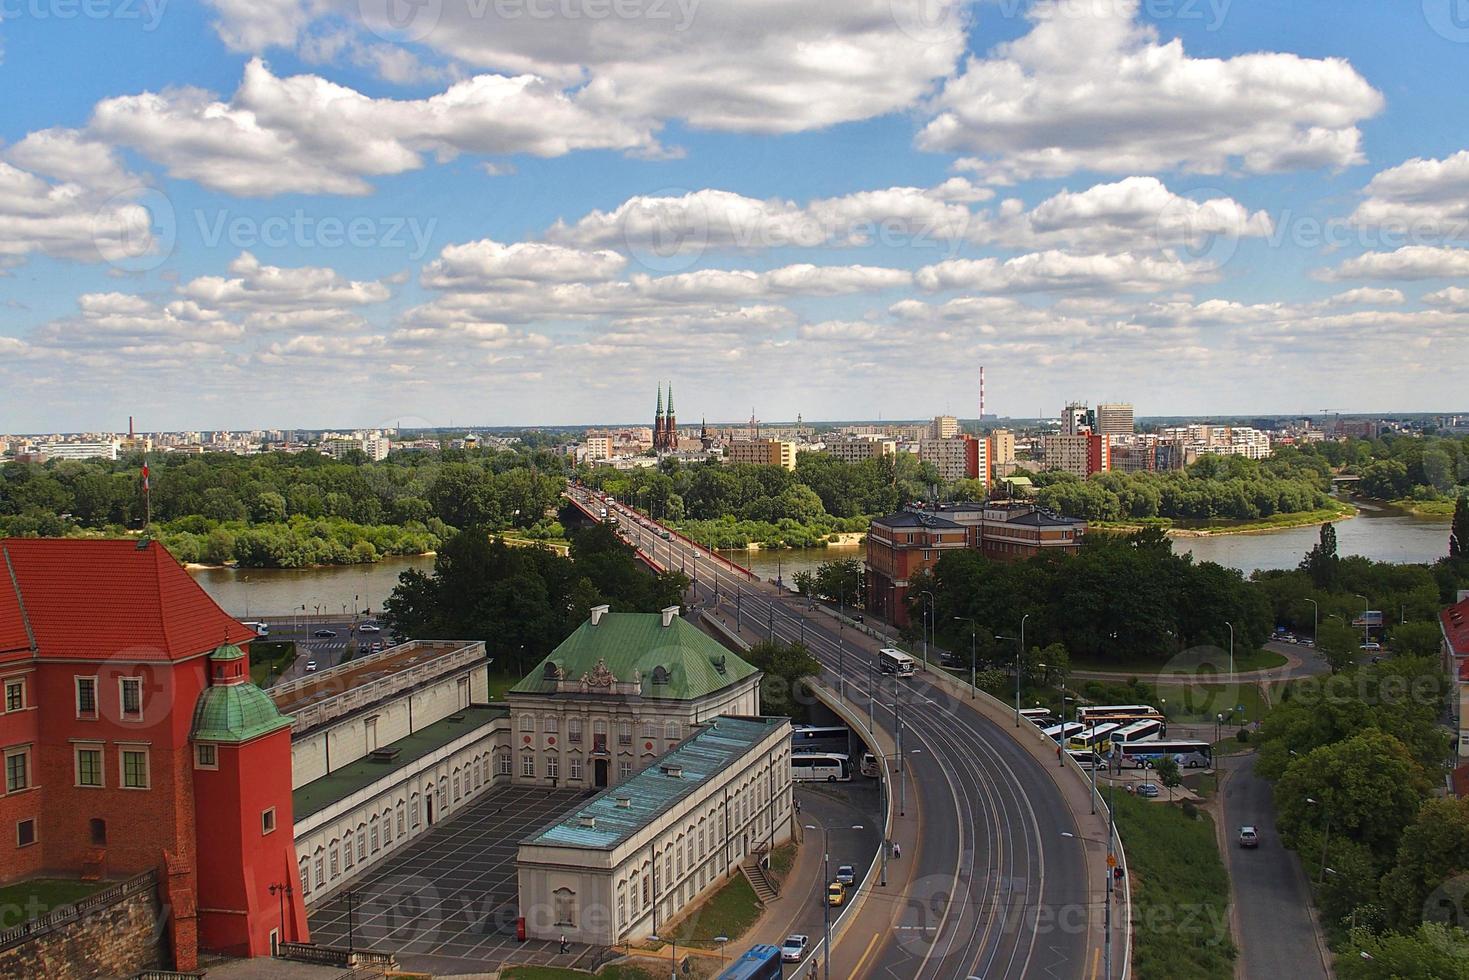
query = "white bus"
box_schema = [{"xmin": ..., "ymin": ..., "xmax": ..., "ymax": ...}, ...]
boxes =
[
  {"xmin": 1076, "ymin": 704, "xmax": 1164, "ymax": 726},
  {"xmin": 1112, "ymin": 719, "xmax": 1166, "ymax": 744},
  {"xmin": 1042, "ymin": 722, "xmax": 1086, "ymax": 744},
  {"xmin": 878, "ymin": 648, "xmax": 917, "ymax": 676},
  {"xmin": 860, "ymin": 752, "xmax": 879, "ymax": 778},
  {"xmin": 1118, "ymin": 740, "xmax": 1214, "ymax": 770},
  {"xmin": 1020, "ymin": 708, "xmax": 1055, "ymax": 726},
  {"xmin": 791, "ymin": 753, "xmax": 851, "ymax": 783},
  {"xmin": 1067, "ymin": 723, "xmax": 1121, "ymax": 754},
  {"xmin": 242, "ymin": 621, "xmax": 269, "ymax": 637}
]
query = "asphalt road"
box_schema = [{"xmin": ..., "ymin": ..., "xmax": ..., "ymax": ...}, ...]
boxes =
[
  {"xmin": 1219, "ymin": 753, "xmax": 1328, "ymax": 980},
  {"xmin": 570, "ymin": 488, "xmax": 1096, "ymax": 980}
]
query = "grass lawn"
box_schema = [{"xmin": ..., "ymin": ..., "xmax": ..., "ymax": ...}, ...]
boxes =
[
  {"xmin": 249, "ymin": 641, "xmax": 297, "ymax": 686},
  {"xmin": 1155, "ymin": 682, "xmax": 1272, "ymax": 726},
  {"xmin": 766, "ymin": 842, "xmax": 797, "ymax": 888},
  {"xmin": 1071, "ymin": 647, "xmax": 1287, "ymax": 676},
  {"xmin": 501, "ymin": 966, "xmax": 658, "ymax": 980},
  {"xmin": 667, "ymin": 873, "xmax": 763, "ymax": 949},
  {"xmin": 1112, "ymin": 792, "xmax": 1236, "ymax": 980},
  {"xmin": 0, "ymin": 879, "xmax": 109, "ymax": 929}
]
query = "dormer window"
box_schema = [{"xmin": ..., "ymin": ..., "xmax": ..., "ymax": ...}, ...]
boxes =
[{"xmin": 651, "ymin": 666, "xmax": 670, "ymax": 685}]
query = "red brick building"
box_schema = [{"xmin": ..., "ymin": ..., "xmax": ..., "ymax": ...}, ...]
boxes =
[
  {"xmin": 0, "ymin": 538, "xmax": 306, "ymax": 968},
  {"xmin": 864, "ymin": 503, "xmax": 1086, "ymax": 626}
]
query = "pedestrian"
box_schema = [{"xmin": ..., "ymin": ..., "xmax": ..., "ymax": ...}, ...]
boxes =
[
  {"xmin": 892, "ymin": 841, "xmax": 901, "ymax": 859},
  {"xmin": 794, "ymin": 799, "xmax": 801, "ymax": 814},
  {"xmin": 560, "ymin": 934, "xmax": 569, "ymax": 954}
]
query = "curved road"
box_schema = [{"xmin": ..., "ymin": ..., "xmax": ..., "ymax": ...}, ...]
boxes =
[{"xmin": 570, "ymin": 489, "xmax": 1099, "ymax": 980}]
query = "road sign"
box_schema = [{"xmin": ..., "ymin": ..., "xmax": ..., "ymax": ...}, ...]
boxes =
[{"xmin": 1106, "ymin": 853, "xmax": 1117, "ymax": 868}]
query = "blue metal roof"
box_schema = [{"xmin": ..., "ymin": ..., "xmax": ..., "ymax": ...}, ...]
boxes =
[{"xmin": 523, "ymin": 716, "xmax": 786, "ymax": 850}]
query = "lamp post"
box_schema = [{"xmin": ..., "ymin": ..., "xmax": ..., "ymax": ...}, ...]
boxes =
[
  {"xmin": 715, "ymin": 935, "xmax": 729, "ymax": 965},
  {"xmin": 268, "ymin": 882, "xmax": 293, "ymax": 953},
  {"xmin": 1308, "ymin": 797, "xmax": 1332, "ymax": 885},
  {"xmin": 343, "ymin": 888, "xmax": 359, "ymax": 951},
  {"xmin": 1225, "ymin": 621, "xmax": 1234, "ymax": 678},
  {"xmin": 918, "ymin": 590, "xmax": 935, "ymax": 668},
  {"xmin": 804, "ymin": 823, "xmax": 864, "ymax": 980},
  {"xmin": 1305, "ymin": 598, "xmax": 1319, "ymax": 646},
  {"xmin": 997, "ymin": 612, "xmax": 1029, "ymax": 727},
  {"xmin": 650, "ymin": 934, "xmax": 677, "ymax": 980},
  {"xmin": 954, "ymin": 616, "xmax": 977, "ymax": 699},
  {"xmin": 1355, "ymin": 594, "xmax": 1370, "ymax": 650},
  {"xmin": 1062, "ymin": 832, "xmax": 1113, "ymax": 980}
]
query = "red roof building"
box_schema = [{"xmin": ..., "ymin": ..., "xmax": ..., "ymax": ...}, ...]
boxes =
[
  {"xmin": 0, "ymin": 538, "xmax": 305, "ymax": 967},
  {"xmin": 1440, "ymin": 595, "xmax": 1469, "ymax": 763}
]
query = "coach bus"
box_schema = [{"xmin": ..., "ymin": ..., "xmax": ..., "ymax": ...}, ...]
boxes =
[
  {"xmin": 1020, "ymin": 707, "xmax": 1055, "ymax": 726},
  {"xmin": 1042, "ymin": 721, "xmax": 1086, "ymax": 744},
  {"xmin": 791, "ymin": 753, "xmax": 851, "ymax": 782},
  {"xmin": 1076, "ymin": 703, "xmax": 1165, "ymax": 726},
  {"xmin": 1111, "ymin": 718, "xmax": 1166, "ymax": 744},
  {"xmin": 878, "ymin": 648, "xmax": 917, "ymax": 676},
  {"xmin": 1118, "ymin": 739, "xmax": 1214, "ymax": 770},
  {"xmin": 1067, "ymin": 722, "xmax": 1121, "ymax": 754},
  {"xmin": 716, "ymin": 944, "xmax": 783, "ymax": 980}
]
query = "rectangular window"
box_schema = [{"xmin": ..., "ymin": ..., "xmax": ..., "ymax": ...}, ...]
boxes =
[
  {"xmin": 195, "ymin": 744, "xmax": 218, "ymax": 769},
  {"xmin": 546, "ymin": 756, "xmax": 559, "ymax": 780},
  {"xmin": 314, "ymin": 857, "xmax": 325, "ymax": 888},
  {"xmin": 498, "ymin": 755, "xmax": 512, "ymax": 776},
  {"xmin": 544, "ymin": 715, "xmax": 558, "ymax": 734},
  {"xmin": 3, "ymin": 679, "xmax": 23, "ymax": 713},
  {"xmin": 569, "ymin": 757, "xmax": 582, "ymax": 781},
  {"xmin": 618, "ymin": 723, "xmax": 632, "ymax": 746},
  {"xmin": 619, "ymin": 761, "xmax": 632, "ymax": 779},
  {"xmin": 120, "ymin": 749, "xmax": 149, "ymax": 789},
  {"xmin": 522, "ymin": 755, "xmax": 536, "ymax": 778},
  {"xmin": 569, "ymin": 718, "xmax": 582, "ymax": 743},
  {"xmin": 75, "ymin": 747, "xmax": 103, "ymax": 787},
  {"xmin": 16, "ymin": 819, "xmax": 35, "ymax": 848},
  {"xmin": 330, "ymin": 846, "xmax": 340, "ymax": 878},
  {"xmin": 120, "ymin": 678, "xmax": 143, "ymax": 720},
  {"xmin": 76, "ymin": 677, "xmax": 97, "ymax": 718},
  {"xmin": 520, "ymin": 714, "xmax": 534, "ymax": 732},
  {"xmin": 397, "ymin": 802, "xmax": 406, "ymax": 835},
  {"xmin": 262, "ymin": 808, "xmax": 277, "ymax": 835},
  {"xmin": 4, "ymin": 749, "xmax": 29, "ymax": 794},
  {"xmin": 370, "ymin": 822, "xmax": 380, "ymax": 852}
]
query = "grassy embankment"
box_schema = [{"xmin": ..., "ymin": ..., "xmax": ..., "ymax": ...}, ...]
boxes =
[
  {"xmin": 1112, "ymin": 791, "xmax": 1236, "ymax": 980},
  {"xmin": 1088, "ymin": 499, "xmax": 1356, "ymax": 537},
  {"xmin": 249, "ymin": 641, "xmax": 297, "ymax": 686},
  {"xmin": 0, "ymin": 879, "xmax": 109, "ymax": 929}
]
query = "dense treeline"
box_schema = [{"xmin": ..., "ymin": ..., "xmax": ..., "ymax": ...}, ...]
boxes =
[
  {"xmin": 0, "ymin": 447, "xmax": 569, "ymax": 567},
  {"xmin": 917, "ymin": 527, "xmax": 1273, "ymax": 665},
  {"xmin": 1347, "ymin": 432, "xmax": 1469, "ymax": 502},
  {"xmin": 1031, "ymin": 450, "xmax": 1335, "ymax": 523},
  {"xmin": 381, "ymin": 523, "xmax": 688, "ymax": 677}
]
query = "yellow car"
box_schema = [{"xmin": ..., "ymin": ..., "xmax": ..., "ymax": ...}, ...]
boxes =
[{"xmin": 827, "ymin": 881, "xmax": 846, "ymax": 907}]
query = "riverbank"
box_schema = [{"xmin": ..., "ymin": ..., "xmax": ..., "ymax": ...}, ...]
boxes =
[
  {"xmin": 1385, "ymin": 497, "xmax": 1457, "ymax": 518},
  {"xmin": 716, "ymin": 532, "xmax": 866, "ymax": 552},
  {"xmin": 1089, "ymin": 500, "xmax": 1357, "ymax": 538},
  {"xmin": 185, "ymin": 550, "xmax": 436, "ymax": 571}
]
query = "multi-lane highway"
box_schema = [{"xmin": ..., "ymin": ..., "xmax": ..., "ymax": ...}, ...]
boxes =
[{"xmin": 567, "ymin": 487, "xmax": 1112, "ymax": 980}]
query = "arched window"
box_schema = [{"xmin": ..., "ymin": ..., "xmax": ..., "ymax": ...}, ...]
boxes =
[
  {"xmin": 397, "ymin": 800, "xmax": 406, "ymax": 835},
  {"xmin": 382, "ymin": 808, "xmax": 393, "ymax": 847},
  {"xmin": 344, "ymin": 830, "xmax": 355, "ymax": 868},
  {"xmin": 410, "ymin": 793, "xmax": 421, "ymax": 829},
  {"xmin": 357, "ymin": 823, "xmax": 367, "ymax": 861},
  {"xmin": 519, "ymin": 714, "xmax": 534, "ymax": 732},
  {"xmin": 369, "ymin": 815, "xmax": 380, "ymax": 852}
]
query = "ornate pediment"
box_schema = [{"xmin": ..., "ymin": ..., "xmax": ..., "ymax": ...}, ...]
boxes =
[{"xmin": 581, "ymin": 658, "xmax": 617, "ymax": 688}]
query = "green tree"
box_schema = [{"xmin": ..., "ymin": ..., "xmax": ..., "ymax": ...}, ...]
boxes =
[
  {"xmin": 743, "ymin": 639, "xmax": 822, "ymax": 720},
  {"xmin": 1316, "ymin": 618, "xmax": 1362, "ymax": 673},
  {"xmin": 1392, "ymin": 619, "xmax": 1448, "ymax": 659},
  {"xmin": 1380, "ymin": 798, "xmax": 1469, "ymax": 931},
  {"xmin": 1156, "ymin": 755, "xmax": 1183, "ymax": 799},
  {"xmin": 1453, "ymin": 494, "xmax": 1469, "ymax": 559},
  {"xmin": 251, "ymin": 490, "xmax": 287, "ymax": 524},
  {"xmin": 1336, "ymin": 924, "xmax": 1469, "ymax": 980},
  {"xmin": 1301, "ymin": 522, "xmax": 1341, "ymax": 588},
  {"xmin": 1275, "ymin": 729, "xmax": 1432, "ymax": 863}
]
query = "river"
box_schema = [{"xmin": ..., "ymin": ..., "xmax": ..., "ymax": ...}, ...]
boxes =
[{"xmin": 187, "ymin": 503, "xmax": 1450, "ymax": 615}]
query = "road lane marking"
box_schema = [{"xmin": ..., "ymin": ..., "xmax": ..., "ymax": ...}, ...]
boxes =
[{"xmin": 851, "ymin": 929, "xmax": 883, "ymax": 979}]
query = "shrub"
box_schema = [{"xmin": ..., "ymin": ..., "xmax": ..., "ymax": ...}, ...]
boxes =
[
  {"xmin": 1236, "ymin": 728, "xmax": 1250, "ymax": 743},
  {"xmin": 1182, "ymin": 800, "xmax": 1199, "ymax": 820}
]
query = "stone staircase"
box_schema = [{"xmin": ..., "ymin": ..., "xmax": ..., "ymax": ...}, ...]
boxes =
[{"xmin": 741, "ymin": 848, "xmax": 778, "ymax": 904}]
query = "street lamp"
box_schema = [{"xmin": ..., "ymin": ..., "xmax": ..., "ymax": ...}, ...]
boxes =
[
  {"xmin": 1307, "ymin": 797, "xmax": 1332, "ymax": 885},
  {"xmin": 649, "ymin": 934, "xmax": 678, "ymax": 980},
  {"xmin": 1355, "ymin": 594, "xmax": 1370, "ymax": 650},
  {"xmin": 1061, "ymin": 832, "xmax": 1114, "ymax": 980},
  {"xmin": 998, "ymin": 612, "xmax": 1029, "ymax": 727},
  {"xmin": 804, "ymin": 823, "xmax": 864, "ymax": 980},
  {"xmin": 954, "ymin": 616, "xmax": 977, "ymax": 699},
  {"xmin": 1224, "ymin": 621, "xmax": 1234, "ymax": 677},
  {"xmin": 268, "ymin": 882, "xmax": 293, "ymax": 953},
  {"xmin": 715, "ymin": 935, "xmax": 730, "ymax": 965},
  {"xmin": 918, "ymin": 590, "xmax": 935, "ymax": 668},
  {"xmin": 1305, "ymin": 598, "xmax": 1319, "ymax": 646}
]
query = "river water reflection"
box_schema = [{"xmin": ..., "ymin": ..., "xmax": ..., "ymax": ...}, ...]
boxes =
[{"xmin": 188, "ymin": 503, "xmax": 1449, "ymax": 615}]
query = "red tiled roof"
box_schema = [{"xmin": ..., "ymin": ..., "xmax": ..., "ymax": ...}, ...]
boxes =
[
  {"xmin": 1441, "ymin": 596, "xmax": 1469, "ymax": 659},
  {"xmin": 1, "ymin": 538, "xmax": 254, "ymax": 661}
]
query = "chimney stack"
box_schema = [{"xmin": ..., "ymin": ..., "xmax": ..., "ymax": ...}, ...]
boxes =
[
  {"xmin": 660, "ymin": 605, "xmax": 680, "ymax": 628},
  {"xmin": 590, "ymin": 604, "xmax": 610, "ymax": 626}
]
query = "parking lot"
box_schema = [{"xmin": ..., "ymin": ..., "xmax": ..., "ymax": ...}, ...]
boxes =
[{"xmin": 307, "ymin": 785, "xmax": 600, "ymax": 973}]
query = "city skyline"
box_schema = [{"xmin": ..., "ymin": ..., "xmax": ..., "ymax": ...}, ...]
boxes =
[{"xmin": 3, "ymin": 3, "xmax": 1467, "ymax": 429}]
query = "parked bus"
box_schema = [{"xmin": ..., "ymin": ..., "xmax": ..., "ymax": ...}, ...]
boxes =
[
  {"xmin": 1067, "ymin": 722, "xmax": 1121, "ymax": 754},
  {"xmin": 878, "ymin": 648, "xmax": 917, "ymax": 676},
  {"xmin": 1042, "ymin": 721, "xmax": 1086, "ymax": 744},
  {"xmin": 1118, "ymin": 739, "xmax": 1214, "ymax": 770},
  {"xmin": 790, "ymin": 725, "xmax": 851, "ymax": 753},
  {"xmin": 1020, "ymin": 708, "xmax": 1055, "ymax": 726},
  {"xmin": 860, "ymin": 752, "xmax": 879, "ymax": 777},
  {"xmin": 716, "ymin": 944, "xmax": 783, "ymax": 980},
  {"xmin": 1076, "ymin": 704, "xmax": 1164, "ymax": 726},
  {"xmin": 241, "ymin": 621, "xmax": 269, "ymax": 637},
  {"xmin": 1111, "ymin": 718, "xmax": 1166, "ymax": 744},
  {"xmin": 791, "ymin": 753, "xmax": 851, "ymax": 782}
]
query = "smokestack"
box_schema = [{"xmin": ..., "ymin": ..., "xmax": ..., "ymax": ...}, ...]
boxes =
[{"xmin": 129, "ymin": 415, "xmax": 134, "ymax": 438}]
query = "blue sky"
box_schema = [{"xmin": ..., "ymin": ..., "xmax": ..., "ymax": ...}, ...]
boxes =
[{"xmin": 2, "ymin": 0, "xmax": 1467, "ymax": 431}]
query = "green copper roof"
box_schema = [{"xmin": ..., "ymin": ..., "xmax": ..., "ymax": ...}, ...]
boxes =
[
  {"xmin": 510, "ymin": 613, "xmax": 759, "ymax": 700},
  {"xmin": 210, "ymin": 642, "xmax": 246, "ymax": 662},
  {"xmin": 524, "ymin": 717, "xmax": 786, "ymax": 850},
  {"xmin": 192, "ymin": 682, "xmax": 292, "ymax": 743}
]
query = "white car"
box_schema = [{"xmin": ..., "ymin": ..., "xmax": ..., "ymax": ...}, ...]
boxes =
[
  {"xmin": 781, "ymin": 935, "xmax": 809, "ymax": 962},
  {"xmin": 305, "ymin": 660, "xmax": 318, "ymax": 672},
  {"xmin": 836, "ymin": 864, "xmax": 856, "ymax": 885},
  {"xmin": 359, "ymin": 624, "xmax": 381, "ymax": 633}
]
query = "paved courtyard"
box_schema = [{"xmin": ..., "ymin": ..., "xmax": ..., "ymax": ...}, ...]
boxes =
[{"xmin": 307, "ymin": 784, "xmax": 602, "ymax": 973}]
